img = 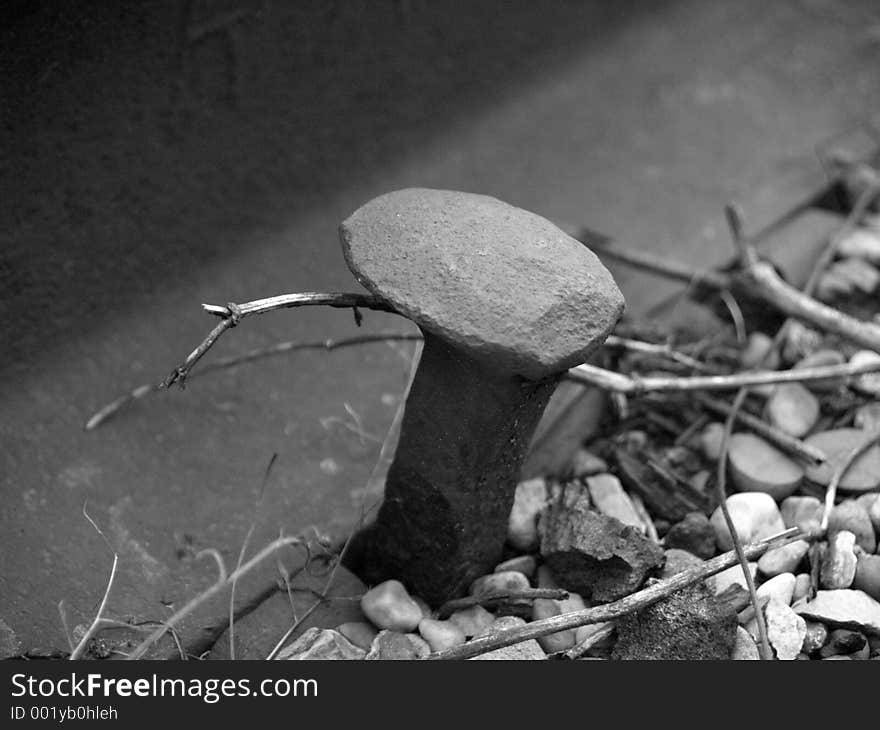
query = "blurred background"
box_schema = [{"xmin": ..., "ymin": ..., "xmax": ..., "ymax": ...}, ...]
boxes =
[{"xmin": 2, "ymin": 0, "xmax": 880, "ymax": 655}]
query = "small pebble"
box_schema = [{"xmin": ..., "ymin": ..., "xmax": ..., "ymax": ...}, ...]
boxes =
[
  {"xmin": 851, "ymin": 350, "xmax": 880, "ymax": 396},
  {"xmin": 447, "ymin": 605, "xmax": 495, "ymax": 639},
  {"xmin": 758, "ymin": 540, "xmax": 810, "ymax": 578},
  {"xmin": 659, "ymin": 548, "xmax": 706, "ymax": 581},
  {"xmin": 585, "ymin": 473, "xmax": 642, "ymax": 530},
  {"xmin": 360, "ymin": 580, "xmax": 424, "ymax": 632},
  {"xmin": 531, "ymin": 598, "xmax": 576, "ymax": 653},
  {"xmin": 507, "ymin": 477, "xmax": 548, "ymax": 550},
  {"xmin": 336, "ymin": 621, "xmax": 378, "ymax": 651},
  {"xmin": 418, "ymin": 618, "xmax": 466, "ymax": 652},
  {"xmin": 764, "ymin": 383, "xmax": 820, "ymax": 438},
  {"xmin": 700, "ymin": 422, "xmax": 726, "ymax": 461},
  {"xmin": 792, "ymin": 573, "xmax": 812, "ymax": 604},
  {"xmin": 854, "ymin": 553, "xmax": 880, "ymax": 601},
  {"xmin": 827, "ymin": 500, "xmax": 876, "ymax": 553},
  {"xmin": 763, "ymin": 597, "xmax": 807, "ymax": 661},
  {"xmin": 854, "ymin": 402, "xmax": 880, "ymax": 431},
  {"xmin": 710, "ymin": 492, "xmax": 786, "ymax": 552},
  {"xmin": 740, "ymin": 332, "xmax": 779, "ymax": 370},
  {"xmin": 820, "ymin": 531, "xmax": 858, "ymax": 590},
  {"xmin": 471, "ymin": 616, "xmax": 546, "ymax": 660},
  {"xmin": 569, "ymin": 449, "xmax": 608, "ymax": 478},
  {"xmin": 780, "ymin": 495, "xmax": 823, "ymax": 532},
  {"xmin": 726, "ymin": 433, "xmax": 804, "ymax": 499},
  {"xmin": 828, "ymin": 257, "xmax": 880, "ymax": 294},
  {"xmin": 494, "ymin": 555, "xmax": 537, "ymax": 579},
  {"xmin": 801, "ymin": 621, "xmax": 828, "ymax": 654},
  {"xmin": 793, "ymin": 349, "xmax": 847, "ymax": 391},
  {"xmin": 730, "ymin": 625, "xmax": 759, "ymax": 660},
  {"xmin": 470, "ymin": 570, "xmax": 530, "ymax": 598},
  {"xmin": 837, "ymin": 226, "xmax": 880, "ymax": 262},
  {"xmin": 664, "ymin": 512, "xmax": 717, "ymax": 560},
  {"xmin": 756, "ymin": 572, "xmax": 797, "ymax": 606}
]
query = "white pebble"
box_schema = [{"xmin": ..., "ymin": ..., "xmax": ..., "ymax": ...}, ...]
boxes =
[
  {"xmin": 360, "ymin": 580, "xmax": 423, "ymax": 632},
  {"xmin": 507, "ymin": 477, "xmax": 548, "ymax": 550},
  {"xmin": 710, "ymin": 492, "xmax": 787, "ymax": 552}
]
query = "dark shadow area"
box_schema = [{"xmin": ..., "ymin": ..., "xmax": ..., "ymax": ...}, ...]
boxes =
[{"xmin": 0, "ymin": 0, "xmax": 666, "ymax": 376}]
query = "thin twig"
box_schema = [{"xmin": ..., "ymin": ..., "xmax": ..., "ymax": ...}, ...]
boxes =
[
  {"xmin": 563, "ymin": 622, "xmax": 615, "ymax": 660},
  {"xmin": 715, "ymin": 388, "xmax": 772, "ymax": 661},
  {"xmin": 604, "ymin": 335, "xmax": 714, "ymax": 372},
  {"xmin": 436, "ymin": 589, "xmax": 570, "ymax": 620},
  {"xmin": 567, "ymin": 358, "xmax": 880, "ymax": 394},
  {"xmin": 428, "ymin": 527, "xmax": 802, "ymax": 660},
  {"xmin": 695, "ymin": 393, "xmax": 826, "ymax": 464},
  {"xmin": 166, "ymin": 292, "xmax": 398, "ymax": 387},
  {"xmin": 70, "ymin": 554, "xmax": 119, "ymax": 660}
]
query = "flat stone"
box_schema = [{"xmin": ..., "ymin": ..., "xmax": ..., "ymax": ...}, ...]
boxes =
[
  {"xmin": 470, "ymin": 616, "xmax": 546, "ymax": 660},
  {"xmin": 764, "ymin": 383, "xmax": 820, "ymax": 438},
  {"xmin": 850, "ymin": 351, "xmax": 880, "ymax": 396},
  {"xmin": 854, "ymin": 553, "xmax": 880, "ymax": 601},
  {"xmin": 340, "ymin": 189, "xmax": 624, "ymax": 380},
  {"xmin": 758, "ymin": 540, "xmax": 810, "ymax": 578},
  {"xmin": 365, "ymin": 630, "xmax": 431, "ymax": 660},
  {"xmin": 612, "ymin": 581, "xmax": 736, "ymax": 660},
  {"xmin": 821, "ymin": 531, "xmax": 858, "ymax": 589},
  {"xmin": 507, "ymin": 477, "xmax": 549, "ymax": 551},
  {"xmin": 585, "ymin": 473, "xmax": 642, "ymax": 530},
  {"xmin": 827, "ymin": 500, "xmax": 876, "ymax": 553},
  {"xmin": 794, "ymin": 589, "xmax": 880, "ymax": 636},
  {"xmin": 757, "ymin": 572, "xmax": 797, "ymax": 606},
  {"xmin": 360, "ymin": 580, "xmax": 423, "ymax": 632},
  {"xmin": 726, "ymin": 433, "xmax": 804, "ymax": 499},
  {"xmin": 664, "ymin": 512, "xmax": 717, "ymax": 560},
  {"xmin": 780, "ymin": 495, "xmax": 823, "ymax": 532},
  {"xmin": 804, "ymin": 429, "xmax": 880, "ymax": 492},
  {"xmin": 730, "ymin": 625, "xmax": 760, "ymax": 660},
  {"xmin": 539, "ymin": 491, "xmax": 664, "ymax": 602},
  {"xmin": 710, "ymin": 492, "xmax": 786, "ymax": 553},
  {"xmin": 275, "ymin": 628, "xmax": 365, "ymax": 660},
  {"xmin": 764, "ymin": 597, "xmax": 807, "ymax": 661}
]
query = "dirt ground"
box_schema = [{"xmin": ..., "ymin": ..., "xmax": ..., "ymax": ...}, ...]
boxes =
[{"xmin": 2, "ymin": 0, "xmax": 880, "ymax": 656}]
